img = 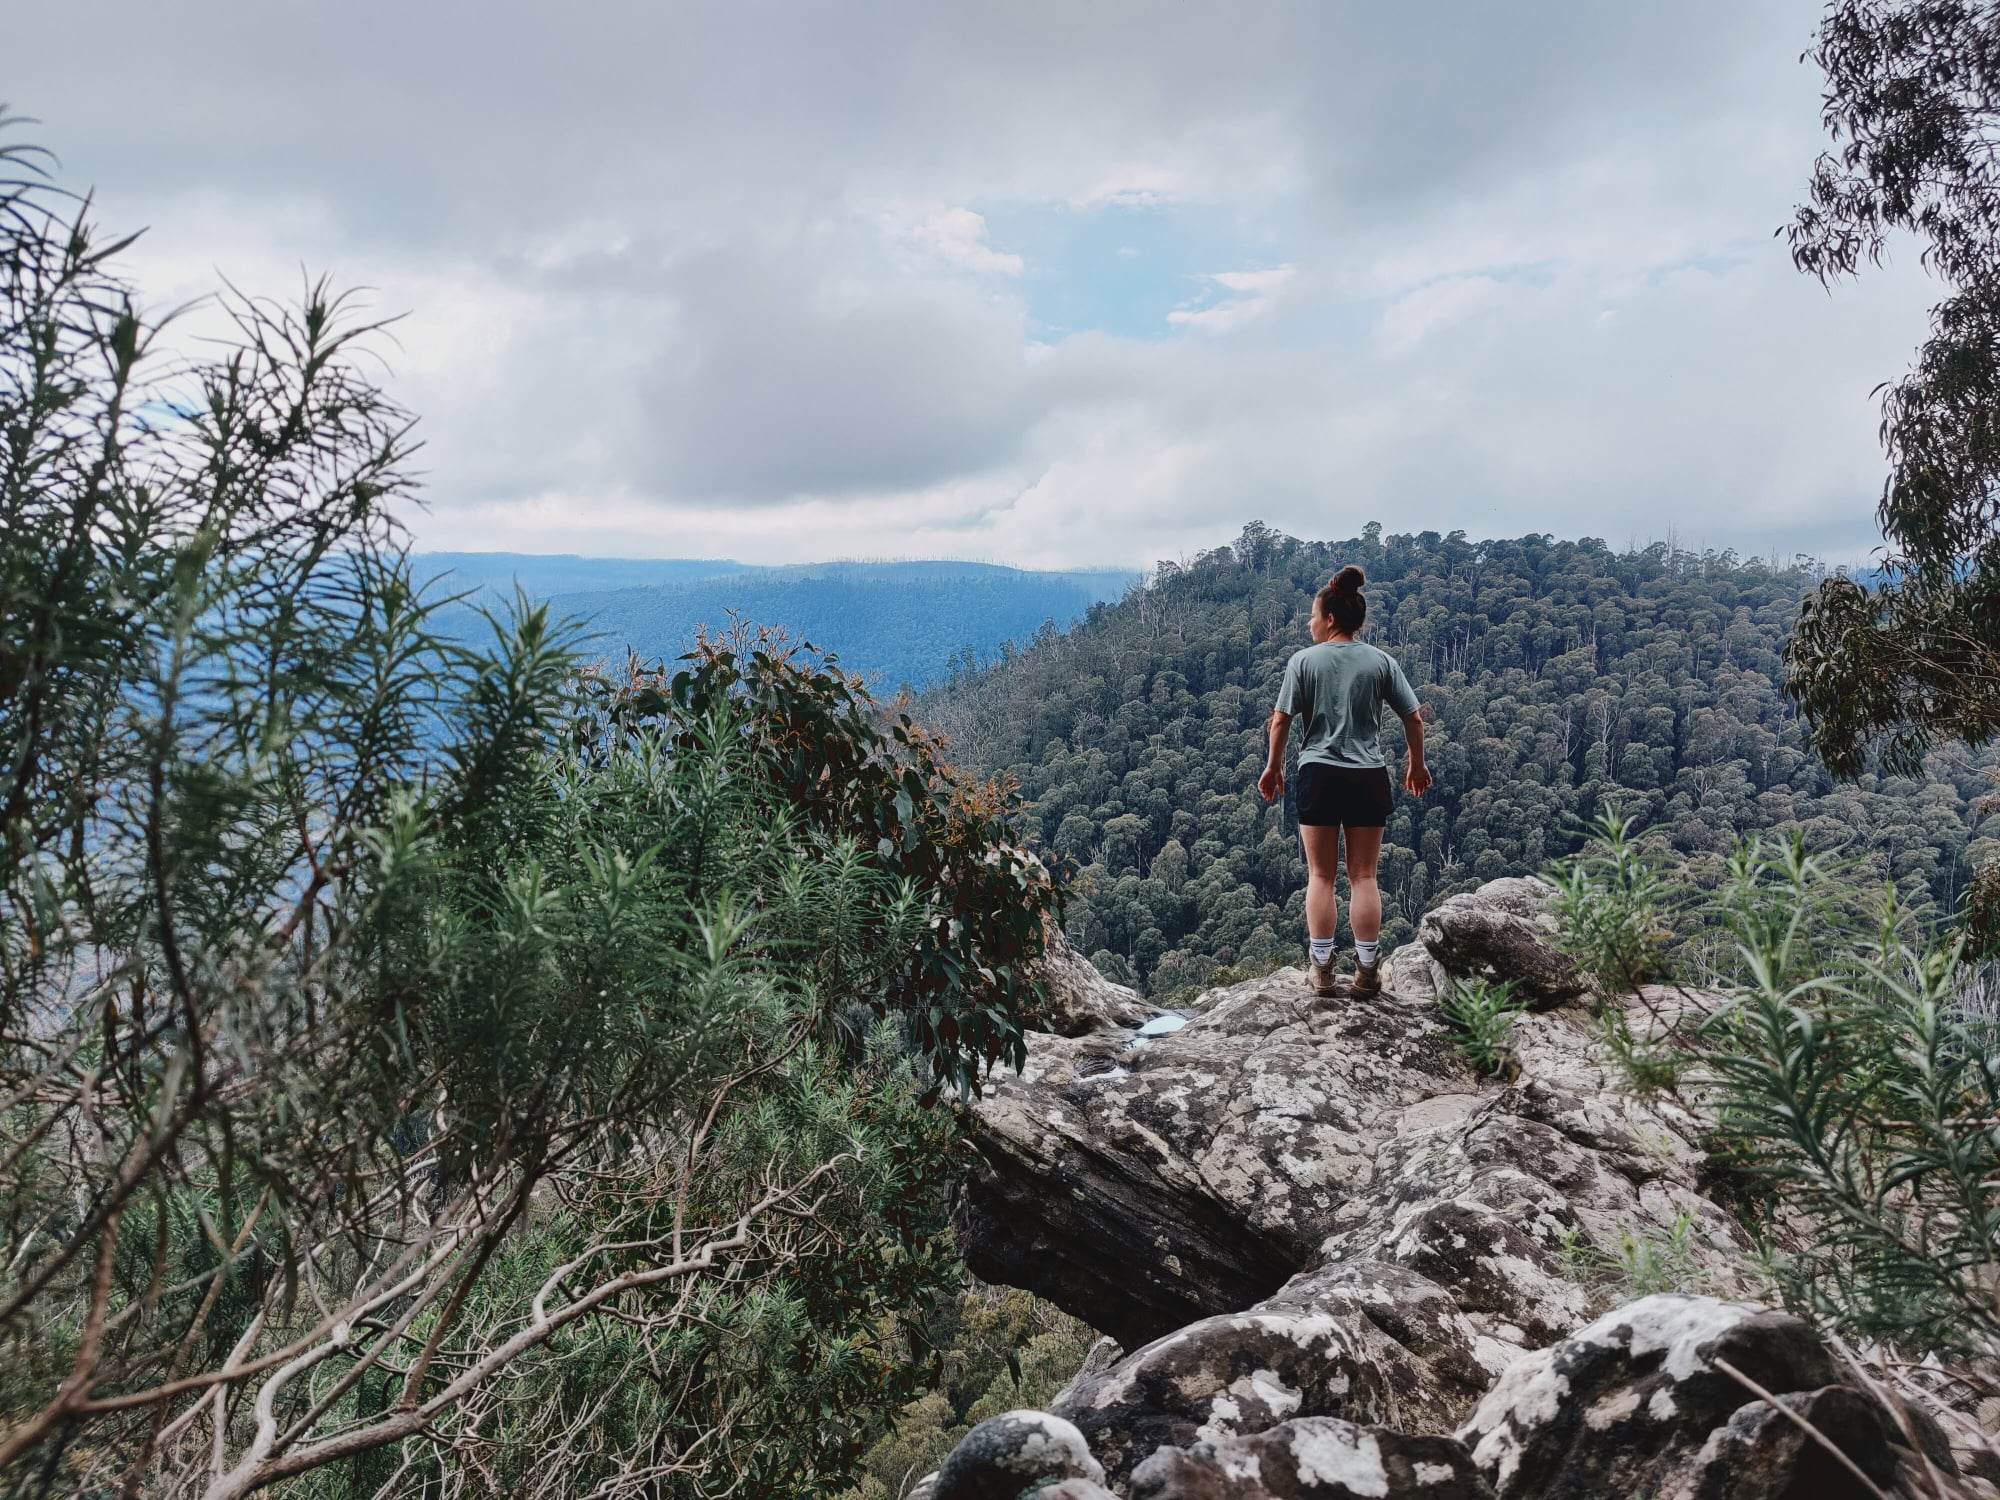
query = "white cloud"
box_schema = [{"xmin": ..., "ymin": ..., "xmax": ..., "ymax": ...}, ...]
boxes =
[
  {"xmin": 1169, "ymin": 264, "xmax": 1300, "ymax": 334},
  {"xmin": 1375, "ymin": 275, "xmax": 1507, "ymax": 354},
  {"xmin": 901, "ymin": 207, "xmax": 1024, "ymax": 276},
  {"xmin": 12, "ymin": 0, "xmax": 1941, "ymax": 568}
]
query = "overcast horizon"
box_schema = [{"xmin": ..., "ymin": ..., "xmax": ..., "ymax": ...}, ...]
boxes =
[{"xmin": 17, "ymin": 1, "xmax": 1940, "ymax": 571}]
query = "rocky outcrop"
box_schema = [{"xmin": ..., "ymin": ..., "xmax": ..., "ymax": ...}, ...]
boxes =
[
  {"xmin": 913, "ymin": 875, "xmax": 1990, "ymax": 1497},
  {"xmin": 1032, "ymin": 927, "xmax": 1158, "ymax": 1036},
  {"xmin": 956, "ymin": 878, "xmax": 1740, "ymax": 1362}
]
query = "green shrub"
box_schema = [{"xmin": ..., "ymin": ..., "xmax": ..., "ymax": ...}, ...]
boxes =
[
  {"xmin": 1438, "ymin": 976, "xmax": 1524, "ymax": 1076},
  {"xmin": 1549, "ymin": 805, "xmax": 1676, "ymax": 994},
  {"xmin": 1596, "ymin": 1005, "xmax": 1689, "ymax": 1095},
  {"xmin": 0, "ymin": 120, "xmax": 1057, "ymax": 1497},
  {"xmin": 1700, "ymin": 845, "xmax": 2000, "ymax": 1354},
  {"xmin": 1553, "ymin": 818, "xmax": 2000, "ymax": 1358},
  {"xmin": 1556, "ymin": 1210, "xmax": 1710, "ymax": 1306}
]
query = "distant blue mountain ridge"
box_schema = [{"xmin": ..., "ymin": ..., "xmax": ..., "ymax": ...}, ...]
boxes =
[{"xmin": 413, "ymin": 553, "xmax": 1142, "ymax": 691}]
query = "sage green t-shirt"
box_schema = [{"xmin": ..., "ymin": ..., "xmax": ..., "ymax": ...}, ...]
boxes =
[{"xmin": 1275, "ymin": 641, "xmax": 1421, "ymax": 770}]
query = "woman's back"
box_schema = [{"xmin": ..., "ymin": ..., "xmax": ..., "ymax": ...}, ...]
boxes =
[{"xmin": 1276, "ymin": 639, "xmax": 1419, "ymax": 771}]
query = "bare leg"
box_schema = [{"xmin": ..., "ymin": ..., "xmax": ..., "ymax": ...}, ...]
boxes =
[
  {"xmin": 1300, "ymin": 825, "xmax": 1342, "ymax": 943},
  {"xmin": 1343, "ymin": 825, "xmax": 1383, "ymax": 945}
]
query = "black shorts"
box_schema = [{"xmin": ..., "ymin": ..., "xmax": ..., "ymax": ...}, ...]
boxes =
[{"xmin": 1295, "ymin": 763, "xmax": 1392, "ymax": 828}]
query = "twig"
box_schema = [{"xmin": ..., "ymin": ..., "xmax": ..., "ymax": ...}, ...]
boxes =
[{"xmin": 1713, "ymin": 1356, "xmax": 1896, "ymax": 1500}]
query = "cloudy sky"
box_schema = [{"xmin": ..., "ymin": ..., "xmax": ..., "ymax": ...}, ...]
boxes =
[{"xmin": 17, "ymin": 1, "xmax": 1941, "ymax": 569}]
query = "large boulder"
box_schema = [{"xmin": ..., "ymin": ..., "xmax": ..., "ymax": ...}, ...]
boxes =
[
  {"xmin": 921, "ymin": 1410, "xmax": 1106, "ymax": 1500},
  {"xmin": 1416, "ymin": 876, "xmax": 1585, "ymax": 1005},
  {"xmin": 1457, "ymin": 1294, "xmax": 1937, "ymax": 1499}
]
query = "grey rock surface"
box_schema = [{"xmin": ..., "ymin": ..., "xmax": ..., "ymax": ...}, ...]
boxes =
[
  {"xmin": 1382, "ymin": 941, "xmax": 1447, "ymax": 1004},
  {"xmin": 1051, "ymin": 1335, "xmax": 1127, "ymax": 1409},
  {"xmin": 932, "ymin": 878, "xmax": 1946, "ymax": 1497},
  {"xmin": 929, "ymin": 1409, "xmax": 1105, "ymax": 1500},
  {"xmin": 1129, "ymin": 1416, "xmax": 1491, "ymax": 1498},
  {"xmin": 1034, "ymin": 926, "xmax": 1157, "ymax": 1036},
  {"xmin": 1416, "ymin": 875, "xmax": 1586, "ymax": 1004}
]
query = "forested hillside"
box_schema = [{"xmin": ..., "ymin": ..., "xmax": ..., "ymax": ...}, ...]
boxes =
[
  {"xmin": 923, "ymin": 524, "xmax": 2000, "ymax": 994},
  {"xmin": 418, "ymin": 554, "xmax": 1138, "ymax": 690}
]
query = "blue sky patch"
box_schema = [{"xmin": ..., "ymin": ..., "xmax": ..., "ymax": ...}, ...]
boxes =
[{"xmin": 978, "ymin": 200, "xmax": 1292, "ymax": 342}]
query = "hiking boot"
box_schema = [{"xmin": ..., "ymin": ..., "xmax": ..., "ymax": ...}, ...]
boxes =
[
  {"xmin": 1349, "ymin": 961, "xmax": 1382, "ymax": 999},
  {"xmin": 1309, "ymin": 957, "xmax": 1339, "ymax": 997}
]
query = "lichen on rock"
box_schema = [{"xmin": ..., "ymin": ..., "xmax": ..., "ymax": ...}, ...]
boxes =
[
  {"xmin": 1129, "ymin": 1415, "xmax": 1492, "ymax": 1498},
  {"xmin": 920, "ymin": 1409, "xmax": 1106, "ymax": 1500}
]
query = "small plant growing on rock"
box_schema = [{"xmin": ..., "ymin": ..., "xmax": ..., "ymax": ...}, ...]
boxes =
[
  {"xmin": 1553, "ymin": 808, "xmax": 1709, "ymax": 1098},
  {"xmin": 1555, "ymin": 1211, "xmax": 1709, "ymax": 1306},
  {"xmin": 1439, "ymin": 975, "xmax": 1524, "ymax": 1077},
  {"xmin": 1596, "ymin": 1006, "xmax": 1689, "ymax": 1095},
  {"xmin": 1549, "ymin": 805, "xmax": 1676, "ymax": 994}
]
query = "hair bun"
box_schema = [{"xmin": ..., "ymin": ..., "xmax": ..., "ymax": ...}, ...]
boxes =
[{"xmin": 1331, "ymin": 565, "xmax": 1366, "ymax": 595}]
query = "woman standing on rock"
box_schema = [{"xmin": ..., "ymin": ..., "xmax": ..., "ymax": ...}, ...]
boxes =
[{"xmin": 1257, "ymin": 566, "xmax": 1430, "ymax": 999}]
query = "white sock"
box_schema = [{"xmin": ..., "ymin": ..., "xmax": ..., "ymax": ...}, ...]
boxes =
[
  {"xmin": 1309, "ymin": 938, "xmax": 1336, "ymax": 966},
  {"xmin": 1355, "ymin": 940, "xmax": 1379, "ymax": 967}
]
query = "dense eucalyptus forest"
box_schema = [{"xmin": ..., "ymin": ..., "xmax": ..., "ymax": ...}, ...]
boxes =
[{"xmin": 925, "ymin": 523, "xmax": 2000, "ymax": 994}]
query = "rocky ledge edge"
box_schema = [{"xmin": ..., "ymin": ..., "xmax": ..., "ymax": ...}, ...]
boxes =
[{"xmin": 909, "ymin": 877, "xmax": 1997, "ymax": 1500}]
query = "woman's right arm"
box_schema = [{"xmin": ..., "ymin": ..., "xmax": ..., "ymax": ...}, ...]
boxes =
[
  {"xmin": 1260, "ymin": 710, "xmax": 1291, "ymax": 804},
  {"xmin": 1401, "ymin": 709, "xmax": 1431, "ymax": 796},
  {"xmin": 1265, "ymin": 654, "xmax": 1303, "ymax": 804}
]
